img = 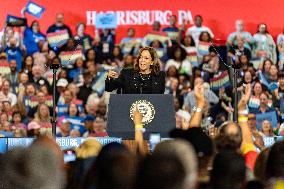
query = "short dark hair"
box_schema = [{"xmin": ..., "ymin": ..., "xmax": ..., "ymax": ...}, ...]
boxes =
[
  {"xmin": 135, "ymin": 154, "xmax": 186, "ymax": 189},
  {"xmin": 12, "ymin": 111, "xmax": 22, "ymax": 119},
  {"xmin": 211, "ymin": 150, "xmax": 246, "ymax": 189},
  {"xmin": 266, "ymin": 141, "xmax": 284, "ymax": 179},
  {"xmin": 22, "ymin": 55, "xmax": 34, "ymax": 70},
  {"xmin": 254, "ymin": 147, "xmax": 270, "ymax": 181},
  {"xmin": 257, "ymin": 23, "xmax": 269, "ymax": 34},
  {"xmin": 199, "ymin": 31, "xmax": 212, "ymax": 42},
  {"xmin": 170, "ymin": 46, "xmax": 187, "ymax": 61},
  {"xmin": 84, "ymin": 142, "xmax": 136, "ymax": 189},
  {"xmin": 278, "ymin": 71, "xmax": 284, "ymax": 79},
  {"xmin": 181, "ymin": 35, "xmax": 195, "ymax": 47},
  {"xmin": 68, "ymin": 103, "xmax": 80, "ymax": 117},
  {"xmin": 216, "ymin": 122, "xmax": 242, "ymax": 152},
  {"xmin": 262, "ymin": 58, "xmax": 273, "ymax": 70},
  {"xmin": 194, "ymin": 15, "xmax": 203, "ymax": 20}
]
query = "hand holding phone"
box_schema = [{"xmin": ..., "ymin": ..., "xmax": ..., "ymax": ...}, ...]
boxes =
[
  {"xmin": 107, "ymin": 70, "xmax": 119, "ymax": 79},
  {"xmin": 149, "ymin": 133, "xmax": 161, "ymax": 152},
  {"xmin": 63, "ymin": 150, "xmax": 76, "ymax": 163}
]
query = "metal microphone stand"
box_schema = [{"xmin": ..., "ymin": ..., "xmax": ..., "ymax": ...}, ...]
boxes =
[
  {"xmin": 50, "ymin": 63, "xmax": 60, "ymax": 137},
  {"xmin": 233, "ymin": 67, "xmax": 238, "ymax": 122},
  {"xmin": 231, "ymin": 55, "xmax": 241, "ymax": 122}
]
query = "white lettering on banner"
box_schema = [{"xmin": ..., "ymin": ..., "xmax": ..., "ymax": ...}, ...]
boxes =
[
  {"xmin": 130, "ymin": 11, "xmax": 138, "ymax": 25},
  {"xmin": 70, "ymin": 139, "xmax": 78, "ymax": 147},
  {"xmin": 164, "ymin": 10, "xmax": 172, "ymax": 25},
  {"xmin": 138, "ymin": 11, "xmax": 146, "ymax": 25},
  {"xmin": 145, "ymin": 11, "xmax": 151, "ymax": 25},
  {"xmin": 8, "ymin": 138, "xmax": 34, "ymax": 149},
  {"xmin": 60, "ymin": 138, "xmax": 65, "ymax": 146},
  {"xmin": 86, "ymin": 10, "xmax": 192, "ymax": 26},
  {"xmin": 56, "ymin": 138, "xmax": 80, "ymax": 148},
  {"xmin": 117, "ymin": 11, "xmax": 125, "ymax": 25},
  {"xmin": 1, "ymin": 138, "xmax": 122, "ymax": 153},
  {"xmin": 125, "ymin": 11, "xmax": 131, "ymax": 25},
  {"xmin": 80, "ymin": 138, "xmax": 87, "ymax": 144},
  {"xmin": 178, "ymin": 10, "xmax": 193, "ymax": 25},
  {"xmin": 8, "ymin": 138, "xmax": 22, "ymax": 148},
  {"xmin": 86, "ymin": 11, "xmax": 96, "ymax": 25},
  {"xmin": 106, "ymin": 11, "xmax": 115, "ymax": 14},
  {"xmin": 155, "ymin": 11, "xmax": 163, "ymax": 25}
]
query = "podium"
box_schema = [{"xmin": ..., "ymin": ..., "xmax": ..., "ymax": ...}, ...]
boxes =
[{"xmin": 107, "ymin": 94, "xmax": 176, "ymax": 139}]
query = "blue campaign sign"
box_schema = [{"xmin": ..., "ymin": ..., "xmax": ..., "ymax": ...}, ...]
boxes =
[
  {"xmin": 95, "ymin": 13, "xmax": 117, "ymax": 29},
  {"xmin": 268, "ymin": 82, "xmax": 279, "ymax": 92},
  {"xmin": 0, "ymin": 137, "xmax": 122, "ymax": 153},
  {"xmin": 57, "ymin": 104, "xmax": 69, "ymax": 117},
  {"xmin": 256, "ymin": 111, "xmax": 278, "ymax": 130},
  {"xmin": 25, "ymin": 1, "xmax": 46, "ymax": 18},
  {"xmin": 0, "ymin": 138, "xmax": 7, "ymax": 153},
  {"xmin": 6, "ymin": 15, "xmax": 27, "ymax": 27},
  {"xmin": 0, "ymin": 131, "xmax": 14, "ymax": 137}
]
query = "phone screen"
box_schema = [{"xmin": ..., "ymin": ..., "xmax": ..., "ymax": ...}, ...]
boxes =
[
  {"xmin": 64, "ymin": 150, "xmax": 76, "ymax": 163},
  {"xmin": 149, "ymin": 133, "xmax": 161, "ymax": 152}
]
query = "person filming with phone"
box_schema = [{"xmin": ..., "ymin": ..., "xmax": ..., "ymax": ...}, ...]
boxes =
[{"xmin": 105, "ymin": 46, "xmax": 165, "ymax": 94}]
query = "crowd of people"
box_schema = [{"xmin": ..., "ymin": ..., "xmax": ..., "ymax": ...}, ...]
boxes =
[
  {"xmin": 0, "ymin": 12, "xmax": 284, "ymax": 140},
  {"xmin": 0, "ymin": 8, "xmax": 284, "ymax": 188},
  {"xmin": 0, "ymin": 84, "xmax": 284, "ymax": 189}
]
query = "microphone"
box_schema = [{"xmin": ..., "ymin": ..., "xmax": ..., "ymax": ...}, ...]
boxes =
[{"xmin": 231, "ymin": 50, "xmax": 242, "ymax": 69}]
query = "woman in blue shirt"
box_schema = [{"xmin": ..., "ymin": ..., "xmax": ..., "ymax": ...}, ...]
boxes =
[
  {"xmin": 69, "ymin": 57, "xmax": 85, "ymax": 84},
  {"xmin": 23, "ymin": 21, "xmax": 46, "ymax": 56}
]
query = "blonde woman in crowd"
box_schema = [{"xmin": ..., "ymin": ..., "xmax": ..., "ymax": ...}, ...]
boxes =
[{"xmin": 259, "ymin": 120, "xmax": 275, "ymax": 137}]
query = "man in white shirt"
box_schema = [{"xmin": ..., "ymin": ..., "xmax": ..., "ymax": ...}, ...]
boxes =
[
  {"xmin": 184, "ymin": 77, "xmax": 219, "ymax": 112},
  {"xmin": 0, "ymin": 79, "xmax": 17, "ymax": 106},
  {"xmin": 227, "ymin": 19, "xmax": 254, "ymax": 50},
  {"xmin": 186, "ymin": 15, "xmax": 214, "ymax": 45}
]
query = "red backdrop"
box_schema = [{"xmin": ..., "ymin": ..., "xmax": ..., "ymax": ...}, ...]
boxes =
[{"xmin": 1, "ymin": 0, "xmax": 284, "ymax": 43}]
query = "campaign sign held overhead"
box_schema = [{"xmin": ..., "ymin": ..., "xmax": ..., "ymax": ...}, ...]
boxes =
[
  {"xmin": 95, "ymin": 13, "xmax": 117, "ymax": 29},
  {"xmin": 25, "ymin": 1, "xmax": 46, "ymax": 18}
]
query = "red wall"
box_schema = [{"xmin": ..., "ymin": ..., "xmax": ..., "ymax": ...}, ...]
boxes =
[{"xmin": 1, "ymin": 0, "xmax": 284, "ymax": 43}]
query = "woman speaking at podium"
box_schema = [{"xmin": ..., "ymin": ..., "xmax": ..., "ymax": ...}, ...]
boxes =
[{"xmin": 105, "ymin": 46, "xmax": 165, "ymax": 94}]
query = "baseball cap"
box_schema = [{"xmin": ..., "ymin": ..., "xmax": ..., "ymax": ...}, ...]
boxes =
[
  {"xmin": 61, "ymin": 118, "xmax": 70, "ymax": 124},
  {"xmin": 176, "ymin": 110, "xmax": 191, "ymax": 123},
  {"xmin": 84, "ymin": 115, "xmax": 95, "ymax": 122},
  {"xmin": 56, "ymin": 78, "xmax": 68, "ymax": 87},
  {"xmin": 28, "ymin": 121, "xmax": 41, "ymax": 130}
]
